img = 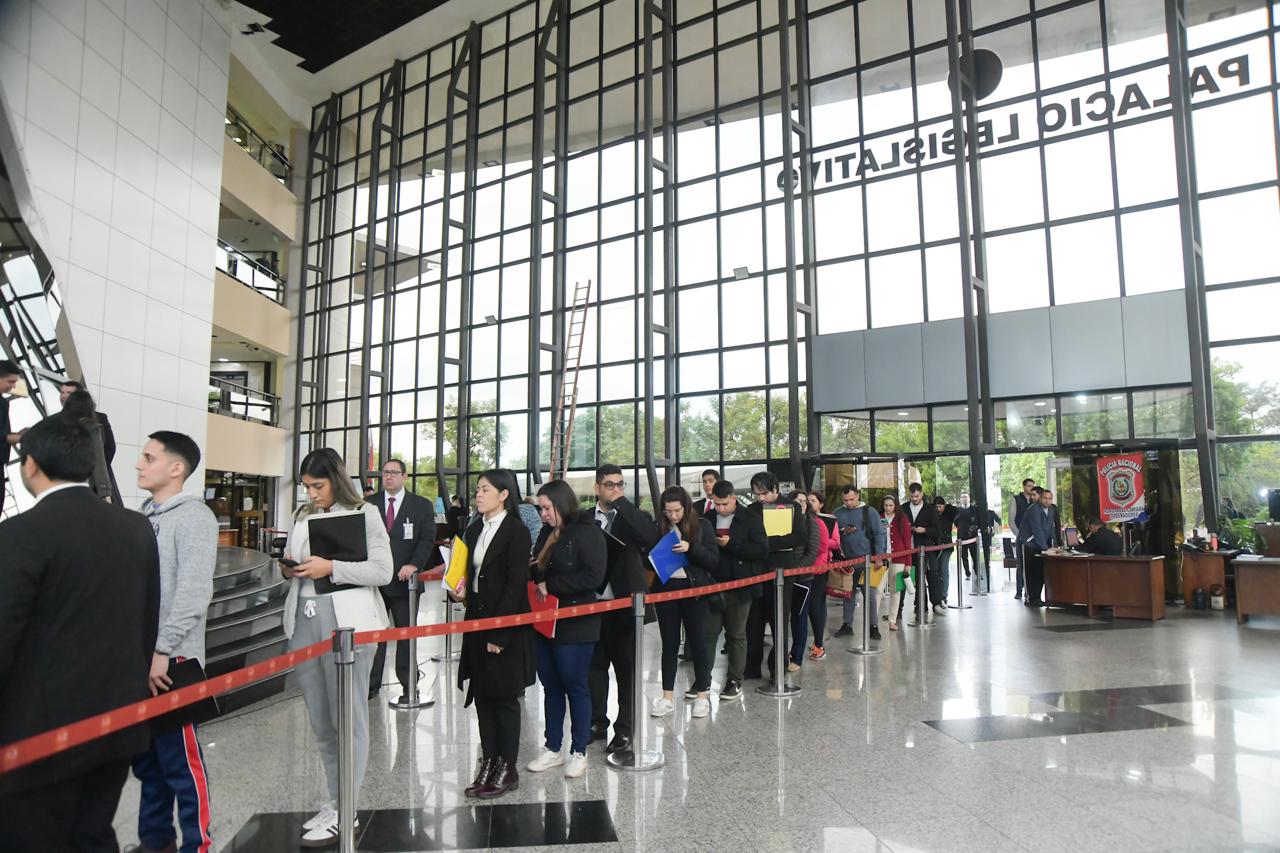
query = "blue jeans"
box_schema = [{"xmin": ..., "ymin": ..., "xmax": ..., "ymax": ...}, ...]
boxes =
[{"xmin": 536, "ymin": 638, "xmax": 594, "ymax": 754}]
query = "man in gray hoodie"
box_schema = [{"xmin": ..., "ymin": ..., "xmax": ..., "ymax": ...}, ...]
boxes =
[{"xmin": 132, "ymin": 431, "xmax": 218, "ymax": 853}]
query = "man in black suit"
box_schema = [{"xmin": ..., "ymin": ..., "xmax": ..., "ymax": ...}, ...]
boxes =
[
  {"xmin": 0, "ymin": 415, "xmax": 161, "ymax": 852},
  {"xmin": 900, "ymin": 482, "xmax": 944, "ymax": 621},
  {"xmin": 368, "ymin": 458, "xmax": 438, "ymax": 702},
  {"xmin": 692, "ymin": 468, "xmax": 719, "ymax": 519},
  {"xmin": 1, "ymin": 360, "xmax": 24, "ymax": 505},
  {"xmin": 1081, "ymin": 516, "xmax": 1123, "ymax": 556},
  {"xmin": 584, "ymin": 463, "xmax": 659, "ymax": 755}
]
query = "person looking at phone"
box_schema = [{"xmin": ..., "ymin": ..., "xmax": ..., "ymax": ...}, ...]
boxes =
[
  {"xmin": 281, "ymin": 448, "xmax": 393, "ymax": 848},
  {"xmin": 701, "ymin": 480, "xmax": 767, "ymax": 702},
  {"xmin": 833, "ymin": 486, "xmax": 885, "ymax": 641}
]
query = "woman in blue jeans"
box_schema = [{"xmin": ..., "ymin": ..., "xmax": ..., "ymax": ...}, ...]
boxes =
[{"xmin": 525, "ymin": 479, "xmax": 607, "ymax": 780}]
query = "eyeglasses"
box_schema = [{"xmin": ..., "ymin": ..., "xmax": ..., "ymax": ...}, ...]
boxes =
[
  {"xmin": 601, "ymin": 479, "xmax": 625, "ymax": 490},
  {"xmin": 381, "ymin": 469, "xmax": 404, "ymax": 476}
]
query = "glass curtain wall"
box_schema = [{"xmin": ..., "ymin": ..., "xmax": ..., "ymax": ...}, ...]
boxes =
[{"xmin": 297, "ymin": 0, "xmax": 1280, "ymax": 506}]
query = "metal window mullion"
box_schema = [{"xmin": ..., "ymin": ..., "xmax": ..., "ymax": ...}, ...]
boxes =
[{"xmin": 793, "ymin": 0, "xmax": 818, "ymax": 479}]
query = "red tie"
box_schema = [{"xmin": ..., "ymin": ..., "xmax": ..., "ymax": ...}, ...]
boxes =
[{"xmin": 386, "ymin": 496, "xmax": 396, "ymax": 532}]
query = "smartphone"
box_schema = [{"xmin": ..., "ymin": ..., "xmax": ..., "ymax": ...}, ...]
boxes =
[{"xmin": 279, "ymin": 557, "xmax": 300, "ymax": 569}]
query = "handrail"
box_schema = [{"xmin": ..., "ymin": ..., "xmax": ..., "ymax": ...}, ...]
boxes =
[
  {"xmin": 208, "ymin": 375, "xmax": 279, "ymax": 426},
  {"xmin": 215, "ymin": 241, "xmax": 284, "ymax": 303},
  {"xmin": 225, "ymin": 104, "xmax": 291, "ymax": 185}
]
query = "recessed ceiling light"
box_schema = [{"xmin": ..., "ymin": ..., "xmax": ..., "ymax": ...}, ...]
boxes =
[
  {"xmin": 1034, "ymin": 401, "xmax": 1047, "ymax": 407},
  {"xmin": 1110, "ymin": 394, "xmax": 1124, "ymax": 400},
  {"xmin": 897, "ymin": 411, "xmax": 910, "ymax": 416},
  {"xmin": 218, "ymin": 357, "xmax": 229, "ymax": 362},
  {"xmin": 1075, "ymin": 395, "xmax": 1088, "ymax": 402}
]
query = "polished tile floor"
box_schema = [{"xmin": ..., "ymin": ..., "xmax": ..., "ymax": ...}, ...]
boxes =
[{"xmin": 111, "ymin": 577, "xmax": 1280, "ymax": 852}]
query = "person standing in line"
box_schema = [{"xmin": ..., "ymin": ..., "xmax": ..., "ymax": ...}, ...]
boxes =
[
  {"xmin": 833, "ymin": 486, "xmax": 885, "ymax": 641},
  {"xmin": 502, "ymin": 470, "xmax": 543, "ymax": 551},
  {"xmin": 933, "ymin": 495, "xmax": 958, "ymax": 606},
  {"xmin": 795, "ymin": 491, "xmax": 838, "ymax": 661},
  {"xmin": 901, "ymin": 483, "xmax": 944, "ymax": 620},
  {"xmin": 447, "ymin": 494, "xmax": 470, "ymax": 538},
  {"xmin": 131, "ymin": 431, "xmax": 219, "ymax": 853},
  {"xmin": 1020, "ymin": 487, "xmax": 1059, "ymax": 608},
  {"xmin": 454, "ymin": 469, "xmax": 534, "ymax": 799},
  {"xmin": 367, "ymin": 459, "xmax": 437, "ymax": 702},
  {"xmin": 650, "ymin": 485, "xmax": 716, "ymax": 719},
  {"xmin": 60, "ymin": 390, "xmax": 115, "ymax": 504},
  {"xmin": 881, "ymin": 494, "xmax": 915, "ymax": 631},
  {"xmin": 282, "ymin": 448, "xmax": 393, "ymax": 847},
  {"xmin": 0, "ymin": 416, "xmax": 160, "ymax": 852},
  {"xmin": 1008, "ymin": 478, "xmax": 1038, "ymax": 602},
  {"xmin": 0, "ymin": 360, "xmax": 24, "ymax": 505},
  {"xmin": 61, "ymin": 380, "xmax": 121, "ymax": 504},
  {"xmin": 585, "ymin": 464, "xmax": 659, "ymax": 756},
  {"xmin": 702, "ymin": 479, "xmax": 767, "ymax": 702},
  {"xmin": 527, "ymin": 479, "xmax": 607, "ymax": 780},
  {"xmin": 957, "ymin": 492, "xmax": 1000, "ymax": 594},
  {"xmin": 692, "ymin": 469, "xmax": 719, "ymax": 518}
]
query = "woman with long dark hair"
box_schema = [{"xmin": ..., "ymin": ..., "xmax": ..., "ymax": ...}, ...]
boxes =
[
  {"xmin": 651, "ymin": 485, "xmax": 717, "ymax": 719},
  {"xmin": 61, "ymin": 389, "xmax": 114, "ymax": 503},
  {"xmin": 796, "ymin": 490, "xmax": 839, "ymax": 661},
  {"xmin": 455, "ymin": 469, "xmax": 535, "ymax": 799},
  {"xmin": 525, "ymin": 479, "xmax": 606, "ymax": 780},
  {"xmin": 882, "ymin": 494, "xmax": 915, "ymax": 631},
  {"xmin": 282, "ymin": 448, "xmax": 393, "ymax": 846}
]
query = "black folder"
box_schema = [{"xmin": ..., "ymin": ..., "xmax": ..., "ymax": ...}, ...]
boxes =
[
  {"xmin": 308, "ymin": 511, "xmax": 367, "ymax": 594},
  {"xmin": 151, "ymin": 658, "xmax": 222, "ymax": 735}
]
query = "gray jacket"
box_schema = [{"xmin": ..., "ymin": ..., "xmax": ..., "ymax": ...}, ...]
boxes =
[
  {"xmin": 834, "ymin": 504, "xmax": 885, "ymax": 557},
  {"xmin": 141, "ymin": 492, "xmax": 219, "ymax": 664}
]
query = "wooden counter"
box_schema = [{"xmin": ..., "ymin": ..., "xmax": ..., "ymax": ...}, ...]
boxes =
[
  {"xmin": 1043, "ymin": 552, "xmax": 1165, "ymax": 621},
  {"xmin": 1234, "ymin": 556, "xmax": 1280, "ymax": 624},
  {"xmin": 1180, "ymin": 550, "xmax": 1231, "ymax": 607}
]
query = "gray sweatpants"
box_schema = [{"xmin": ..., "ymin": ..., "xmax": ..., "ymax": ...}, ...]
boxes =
[
  {"xmin": 841, "ymin": 567, "xmax": 880, "ymax": 628},
  {"xmin": 290, "ymin": 596, "xmax": 375, "ymax": 802}
]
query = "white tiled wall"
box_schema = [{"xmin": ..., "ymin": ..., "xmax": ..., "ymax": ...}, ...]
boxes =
[{"xmin": 0, "ymin": 0, "xmax": 230, "ymax": 504}]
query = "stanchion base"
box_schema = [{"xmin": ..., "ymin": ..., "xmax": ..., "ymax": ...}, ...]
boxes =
[
  {"xmin": 847, "ymin": 646, "xmax": 883, "ymax": 656},
  {"xmin": 756, "ymin": 683, "xmax": 802, "ymax": 698},
  {"xmin": 606, "ymin": 750, "xmax": 665, "ymax": 771},
  {"xmin": 907, "ymin": 620, "xmax": 936, "ymax": 628},
  {"xmin": 389, "ymin": 694, "xmax": 435, "ymax": 711},
  {"xmin": 947, "ymin": 604, "xmax": 973, "ymax": 610},
  {"xmin": 430, "ymin": 652, "xmax": 461, "ymax": 663}
]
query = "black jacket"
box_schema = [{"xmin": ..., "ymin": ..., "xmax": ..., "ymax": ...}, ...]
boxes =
[
  {"xmin": 0, "ymin": 487, "xmax": 160, "ymax": 794},
  {"xmin": 578, "ymin": 496, "xmax": 660, "ymax": 597},
  {"xmin": 654, "ymin": 518, "xmax": 718, "ymax": 589},
  {"xmin": 456, "ymin": 512, "xmax": 534, "ymax": 703},
  {"xmin": 533, "ymin": 521, "xmax": 608, "ymax": 644},
  {"xmin": 934, "ymin": 504, "xmax": 958, "ymax": 542},
  {"xmin": 1082, "ymin": 526, "xmax": 1123, "ymax": 556},
  {"xmin": 369, "ymin": 490, "xmax": 437, "ymax": 598},
  {"xmin": 957, "ymin": 506, "xmax": 1000, "ymax": 539},
  {"xmin": 747, "ymin": 501, "xmax": 812, "ymax": 569},
  {"xmin": 904, "ymin": 500, "xmax": 940, "ymax": 546},
  {"xmin": 692, "ymin": 497, "xmax": 717, "ymax": 520},
  {"xmin": 709, "ymin": 509, "xmax": 769, "ymax": 600}
]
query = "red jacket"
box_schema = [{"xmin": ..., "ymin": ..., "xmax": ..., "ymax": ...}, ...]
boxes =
[
  {"xmin": 813, "ymin": 513, "xmax": 838, "ymax": 566},
  {"xmin": 883, "ymin": 510, "xmax": 913, "ymax": 559}
]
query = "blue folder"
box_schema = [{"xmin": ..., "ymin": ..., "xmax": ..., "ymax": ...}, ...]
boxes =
[{"xmin": 648, "ymin": 530, "xmax": 689, "ymax": 584}]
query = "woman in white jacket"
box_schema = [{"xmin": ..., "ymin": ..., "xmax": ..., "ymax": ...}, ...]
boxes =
[{"xmin": 283, "ymin": 448, "xmax": 393, "ymax": 847}]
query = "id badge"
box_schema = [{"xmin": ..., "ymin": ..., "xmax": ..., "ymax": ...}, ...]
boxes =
[{"xmin": 403, "ymin": 520, "xmax": 414, "ymax": 540}]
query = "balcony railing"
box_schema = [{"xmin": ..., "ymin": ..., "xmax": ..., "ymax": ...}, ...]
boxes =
[
  {"xmin": 216, "ymin": 241, "xmax": 284, "ymax": 303},
  {"xmin": 209, "ymin": 376, "xmax": 279, "ymax": 426},
  {"xmin": 225, "ymin": 105, "xmax": 291, "ymax": 185}
]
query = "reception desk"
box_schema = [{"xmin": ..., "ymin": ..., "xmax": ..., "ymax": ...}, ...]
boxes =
[
  {"xmin": 1043, "ymin": 552, "xmax": 1166, "ymax": 621},
  {"xmin": 1234, "ymin": 556, "xmax": 1280, "ymax": 624}
]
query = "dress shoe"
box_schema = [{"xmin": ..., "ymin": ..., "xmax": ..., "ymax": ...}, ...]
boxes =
[
  {"xmin": 464, "ymin": 758, "xmax": 495, "ymax": 797},
  {"xmin": 478, "ymin": 759, "xmax": 518, "ymax": 799},
  {"xmin": 588, "ymin": 722, "xmax": 608, "ymax": 744},
  {"xmin": 605, "ymin": 733, "xmax": 632, "ymax": 755}
]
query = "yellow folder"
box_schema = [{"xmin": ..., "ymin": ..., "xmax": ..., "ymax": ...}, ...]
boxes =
[
  {"xmin": 442, "ymin": 536, "xmax": 469, "ymax": 596},
  {"xmin": 867, "ymin": 562, "xmax": 888, "ymax": 589},
  {"xmin": 763, "ymin": 506, "xmax": 794, "ymax": 537}
]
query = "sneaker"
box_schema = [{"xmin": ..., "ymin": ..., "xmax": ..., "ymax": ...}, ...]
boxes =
[
  {"xmin": 933, "ymin": 604, "xmax": 947, "ymax": 615},
  {"xmin": 719, "ymin": 680, "xmax": 743, "ymax": 701},
  {"xmin": 563, "ymin": 751, "xmax": 587, "ymax": 778},
  {"xmin": 303, "ymin": 803, "xmax": 336, "ymax": 831},
  {"xmin": 300, "ymin": 807, "xmax": 358, "ymax": 848},
  {"xmin": 833, "ymin": 623, "xmax": 854, "ymax": 638},
  {"xmin": 787, "ymin": 661, "xmax": 801, "ymax": 673},
  {"xmin": 650, "ymin": 697, "xmax": 675, "ymax": 717},
  {"xmin": 870, "ymin": 626, "xmax": 882, "ymax": 640},
  {"xmin": 526, "ymin": 746, "xmax": 564, "ymax": 773},
  {"xmin": 809, "ymin": 646, "xmax": 826, "ymax": 661},
  {"xmin": 684, "ymin": 688, "xmax": 698, "ymax": 700},
  {"xmin": 691, "ymin": 697, "xmax": 710, "ymax": 718}
]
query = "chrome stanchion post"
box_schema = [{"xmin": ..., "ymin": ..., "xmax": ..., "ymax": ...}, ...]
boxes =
[
  {"xmin": 909, "ymin": 546, "xmax": 934, "ymax": 629},
  {"xmin": 431, "ymin": 591, "xmax": 460, "ymax": 663},
  {"xmin": 757, "ymin": 567, "xmax": 802, "ymax": 697},
  {"xmin": 334, "ymin": 627, "xmax": 357, "ymax": 853},
  {"xmin": 608, "ymin": 592, "xmax": 664, "ymax": 771},
  {"xmin": 849, "ymin": 558, "xmax": 883, "ymax": 657},
  {"xmin": 392, "ymin": 572, "xmax": 434, "ymax": 710},
  {"xmin": 949, "ymin": 543, "xmax": 971, "ymax": 610}
]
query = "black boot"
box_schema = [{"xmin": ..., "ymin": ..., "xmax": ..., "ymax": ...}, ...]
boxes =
[{"xmin": 464, "ymin": 757, "xmax": 495, "ymax": 797}]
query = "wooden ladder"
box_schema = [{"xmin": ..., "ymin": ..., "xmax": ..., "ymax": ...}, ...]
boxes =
[{"xmin": 549, "ymin": 279, "xmax": 593, "ymax": 480}]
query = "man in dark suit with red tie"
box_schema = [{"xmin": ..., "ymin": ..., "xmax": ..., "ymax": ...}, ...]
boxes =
[
  {"xmin": 0, "ymin": 415, "xmax": 161, "ymax": 852},
  {"xmin": 368, "ymin": 459, "xmax": 437, "ymax": 703}
]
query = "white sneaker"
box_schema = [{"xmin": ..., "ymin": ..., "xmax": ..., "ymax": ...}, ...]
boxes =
[
  {"xmin": 564, "ymin": 751, "xmax": 587, "ymax": 778},
  {"xmin": 302, "ymin": 802, "xmax": 335, "ymax": 831},
  {"xmin": 300, "ymin": 807, "xmax": 357, "ymax": 847},
  {"xmin": 526, "ymin": 746, "xmax": 564, "ymax": 772},
  {"xmin": 691, "ymin": 697, "xmax": 710, "ymax": 718},
  {"xmin": 933, "ymin": 604, "xmax": 947, "ymax": 615},
  {"xmin": 650, "ymin": 696, "xmax": 674, "ymax": 717}
]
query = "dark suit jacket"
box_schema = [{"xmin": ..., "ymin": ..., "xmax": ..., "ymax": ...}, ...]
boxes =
[
  {"xmin": 692, "ymin": 497, "xmax": 716, "ymax": 519},
  {"xmin": 456, "ymin": 512, "xmax": 534, "ymax": 703},
  {"xmin": 0, "ymin": 487, "xmax": 160, "ymax": 793},
  {"xmin": 904, "ymin": 500, "xmax": 940, "ymax": 546},
  {"xmin": 579, "ymin": 496, "xmax": 659, "ymax": 598},
  {"xmin": 369, "ymin": 490, "xmax": 436, "ymax": 598},
  {"xmin": 533, "ymin": 520, "xmax": 608, "ymax": 644},
  {"xmin": 1082, "ymin": 526, "xmax": 1123, "ymax": 556}
]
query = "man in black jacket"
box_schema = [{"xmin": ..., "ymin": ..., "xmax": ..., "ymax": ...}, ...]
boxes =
[
  {"xmin": 692, "ymin": 468, "xmax": 719, "ymax": 518},
  {"xmin": 0, "ymin": 415, "xmax": 161, "ymax": 852},
  {"xmin": 1081, "ymin": 517, "xmax": 1123, "ymax": 556},
  {"xmin": 368, "ymin": 459, "xmax": 439, "ymax": 702},
  {"xmin": 702, "ymin": 480, "xmax": 767, "ymax": 701},
  {"xmin": 0, "ymin": 360, "xmax": 23, "ymax": 505},
  {"xmin": 583, "ymin": 464, "xmax": 659, "ymax": 755},
  {"xmin": 744, "ymin": 472, "xmax": 816, "ymax": 680},
  {"xmin": 900, "ymin": 482, "xmax": 944, "ymax": 621}
]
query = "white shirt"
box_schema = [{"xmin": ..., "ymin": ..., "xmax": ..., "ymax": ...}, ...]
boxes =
[
  {"xmin": 384, "ymin": 487, "xmax": 405, "ymax": 523},
  {"xmin": 909, "ymin": 501, "xmax": 923, "ymax": 522},
  {"xmin": 472, "ymin": 510, "xmax": 507, "ymax": 592},
  {"xmin": 594, "ymin": 504, "xmax": 616, "ymax": 600},
  {"xmin": 33, "ymin": 482, "xmax": 90, "ymax": 506}
]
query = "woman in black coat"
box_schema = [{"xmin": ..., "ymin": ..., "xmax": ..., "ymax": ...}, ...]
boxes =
[
  {"xmin": 651, "ymin": 485, "xmax": 718, "ymax": 719},
  {"xmin": 454, "ymin": 469, "xmax": 533, "ymax": 800},
  {"xmin": 524, "ymin": 479, "xmax": 607, "ymax": 781}
]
